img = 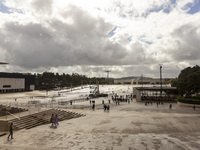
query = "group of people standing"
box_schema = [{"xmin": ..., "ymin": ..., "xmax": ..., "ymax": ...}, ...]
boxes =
[{"xmin": 50, "ymin": 114, "xmax": 59, "ymax": 128}]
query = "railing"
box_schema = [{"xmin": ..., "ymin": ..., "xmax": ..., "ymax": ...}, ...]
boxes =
[{"xmin": 0, "ymin": 97, "xmax": 90, "ymax": 120}]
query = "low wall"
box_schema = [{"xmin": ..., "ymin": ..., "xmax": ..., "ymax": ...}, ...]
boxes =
[
  {"xmin": 0, "ymin": 120, "xmax": 9, "ymax": 132},
  {"xmin": 177, "ymin": 102, "xmax": 200, "ymax": 108}
]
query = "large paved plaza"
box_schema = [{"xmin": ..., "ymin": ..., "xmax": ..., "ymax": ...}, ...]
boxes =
[{"xmin": 0, "ymin": 85, "xmax": 200, "ymax": 150}]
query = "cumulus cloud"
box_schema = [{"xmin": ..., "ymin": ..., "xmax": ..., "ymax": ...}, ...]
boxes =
[{"xmin": 0, "ymin": 0, "xmax": 199, "ymax": 78}]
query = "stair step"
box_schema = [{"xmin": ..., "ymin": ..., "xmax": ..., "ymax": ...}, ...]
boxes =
[{"xmin": 8, "ymin": 109, "xmax": 85, "ymax": 130}]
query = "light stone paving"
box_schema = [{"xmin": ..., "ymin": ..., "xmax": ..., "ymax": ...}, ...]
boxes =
[{"xmin": 0, "ymin": 85, "xmax": 200, "ymax": 150}]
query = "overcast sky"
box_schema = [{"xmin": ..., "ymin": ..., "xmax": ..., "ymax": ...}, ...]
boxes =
[{"xmin": 0, "ymin": 0, "xmax": 200, "ymax": 78}]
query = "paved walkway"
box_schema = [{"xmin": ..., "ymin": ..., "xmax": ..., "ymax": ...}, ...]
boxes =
[
  {"xmin": 0, "ymin": 100, "xmax": 200, "ymax": 150},
  {"xmin": 0, "ymin": 85, "xmax": 200, "ymax": 150}
]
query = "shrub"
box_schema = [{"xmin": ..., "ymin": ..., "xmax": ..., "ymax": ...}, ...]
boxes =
[{"xmin": 177, "ymin": 96, "xmax": 200, "ymax": 105}]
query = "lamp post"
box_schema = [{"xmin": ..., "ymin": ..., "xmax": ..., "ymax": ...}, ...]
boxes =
[
  {"xmin": 105, "ymin": 70, "xmax": 111, "ymax": 84},
  {"xmin": 141, "ymin": 75, "xmax": 143, "ymax": 97},
  {"xmin": 159, "ymin": 64, "xmax": 163, "ymax": 101}
]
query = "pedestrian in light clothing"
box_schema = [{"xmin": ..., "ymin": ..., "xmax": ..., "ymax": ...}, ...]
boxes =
[
  {"xmin": 55, "ymin": 114, "xmax": 59, "ymax": 127},
  {"xmin": 7, "ymin": 122, "xmax": 14, "ymax": 140}
]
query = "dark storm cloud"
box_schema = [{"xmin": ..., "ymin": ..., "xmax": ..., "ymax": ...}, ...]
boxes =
[
  {"xmin": 169, "ymin": 24, "xmax": 200, "ymax": 61},
  {"xmin": 31, "ymin": 0, "xmax": 54, "ymax": 14},
  {"xmin": 1, "ymin": 0, "xmax": 199, "ymax": 78},
  {"xmin": 0, "ymin": 4, "xmax": 148, "ymax": 70}
]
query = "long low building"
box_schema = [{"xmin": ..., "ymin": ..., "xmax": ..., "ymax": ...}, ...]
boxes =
[
  {"xmin": 114, "ymin": 77, "xmax": 172, "ymax": 85},
  {"xmin": 133, "ymin": 86, "xmax": 179, "ymax": 102},
  {"xmin": 0, "ymin": 72, "xmax": 35, "ymax": 93}
]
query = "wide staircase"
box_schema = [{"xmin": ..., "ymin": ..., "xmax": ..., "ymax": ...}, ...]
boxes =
[{"xmin": 8, "ymin": 109, "xmax": 85, "ymax": 130}]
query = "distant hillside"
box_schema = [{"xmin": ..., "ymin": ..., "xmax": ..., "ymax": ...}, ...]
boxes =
[{"xmin": 115, "ymin": 76, "xmax": 152, "ymax": 80}]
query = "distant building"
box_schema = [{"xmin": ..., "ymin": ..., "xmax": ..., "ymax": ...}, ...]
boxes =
[
  {"xmin": 0, "ymin": 72, "xmax": 35, "ymax": 93},
  {"xmin": 114, "ymin": 77, "xmax": 172, "ymax": 85},
  {"xmin": 133, "ymin": 86, "xmax": 179, "ymax": 102}
]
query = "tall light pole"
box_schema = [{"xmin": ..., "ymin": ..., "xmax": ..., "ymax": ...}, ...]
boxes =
[
  {"xmin": 105, "ymin": 70, "xmax": 111, "ymax": 84},
  {"xmin": 141, "ymin": 75, "xmax": 143, "ymax": 97},
  {"xmin": 159, "ymin": 64, "xmax": 163, "ymax": 101}
]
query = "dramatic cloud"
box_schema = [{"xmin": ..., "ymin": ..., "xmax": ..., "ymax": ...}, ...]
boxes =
[{"xmin": 0, "ymin": 0, "xmax": 199, "ymax": 78}]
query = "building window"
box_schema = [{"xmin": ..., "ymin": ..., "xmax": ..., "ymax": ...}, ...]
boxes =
[{"xmin": 3, "ymin": 85, "xmax": 11, "ymax": 88}]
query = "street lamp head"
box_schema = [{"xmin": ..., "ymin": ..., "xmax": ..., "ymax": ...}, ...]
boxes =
[{"xmin": 0, "ymin": 62, "xmax": 9, "ymax": 65}]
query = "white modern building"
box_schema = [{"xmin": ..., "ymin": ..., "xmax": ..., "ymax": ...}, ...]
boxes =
[
  {"xmin": 0, "ymin": 72, "xmax": 35, "ymax": 93},
  {"xmin": 114, "ymin": 77, "xmax": 172, "ymax": 85}
]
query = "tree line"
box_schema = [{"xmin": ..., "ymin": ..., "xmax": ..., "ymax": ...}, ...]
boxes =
[
  {"xmin": 171, "ymin": 65, "xmax": 200, "ymax": 96},
  {"xmin": 34, "ymin": 65, "xmax": 200, "ymax": 96},
  {"xmin": 35, "ymin": 72, "xmax": 113, "ymax": 90}
]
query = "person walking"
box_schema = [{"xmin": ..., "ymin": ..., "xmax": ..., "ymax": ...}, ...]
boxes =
[
  {"xmin": 92, "ymin": 104, "xmax": 95, "ymax": 111},
  {"xmin": 7, "ymin": 122, "xmax": 14, "ymax": 140},
  {"xmin": 55, "ymin": 114, "xmax": 59, "ymax": 127},
  {"xmin": 169, "ymin": 104, "xmax": 172, "ymax": 110},
  {"xmin": 50, "ymin": 114, "xmax": 55, "ymax": 127},
  {"xmin": 107, "ymin": 105, "xmax": 110, "ymax": 111}
]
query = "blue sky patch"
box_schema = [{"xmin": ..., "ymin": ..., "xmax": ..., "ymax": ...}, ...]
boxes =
[
  {"xmin": 186, "ymin": 0, "xmax": 200, "ymax": 14},
  {"xmin": 141, "ymin": 40, "xmax": 152, "ymax": 45},
  {"xmin": 0, "ymin": 1, "xmax": 10, "ymax": 13},
  {"xmin": 144, "ymin": 0, "xmax": 177, "ymax": 17},
  {"xmin": 108, "ymin": 26, "xmax": 118, "ymax": 36},
  {"xmin": 127, "ymin": 36, "xmax": 132, "ymax": 42}
]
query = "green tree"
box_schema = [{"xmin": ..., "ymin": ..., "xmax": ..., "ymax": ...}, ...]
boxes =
[
  {"xmin": 170, "ymin": 78, "xmax": 178, "ymax": 87},
  {"xmin": 177, "ymin": 65, "xmax": 200, "ymax": 96},
  {"xmin": 35, "ymin": 72, "xmax": 113, "ymax": 90}
]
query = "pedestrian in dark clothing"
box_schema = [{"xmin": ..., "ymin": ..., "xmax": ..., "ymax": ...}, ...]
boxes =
[
  {"xmin": 169, "ymin": 104, "xmax": 172, "ymax": 110},
  {"xmin": 7, "ymin": 122, "xmax": 14, "ymax": 140},
  {"xmin": 104, "ymin": 104, "xmax": 107, "ymax": 111},
  {"xmin": 107, "ymin": 105, "xmax": 110, "ymax": 111},
  {"xmin": 92, "ymin": 104, "xmax": 95, "ymax": 110},
  {"xmin": 50, "ymin": 114, "xmax": 55, "ymax": 127}
]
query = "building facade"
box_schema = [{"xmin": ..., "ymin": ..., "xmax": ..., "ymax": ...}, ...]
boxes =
[
  {"xmin": 133, "ymin": 87, "xmax": 179, "ymax": 102},
  {"xmin": 0, "ymin": 72, "xmax": 35, "ymax": 93},
  {"xmin": 114, "ymin": 77, "xmax": 171, "ymax": 85}
]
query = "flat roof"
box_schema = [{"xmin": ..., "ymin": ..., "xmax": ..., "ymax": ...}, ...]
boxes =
[
  {"xmin": 0, "ymin": 72, "xmax": 35, "ymax": 78},
  {"xmin": 135, "ymin": 87, "xmax": 177, "ymax": 91}
]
